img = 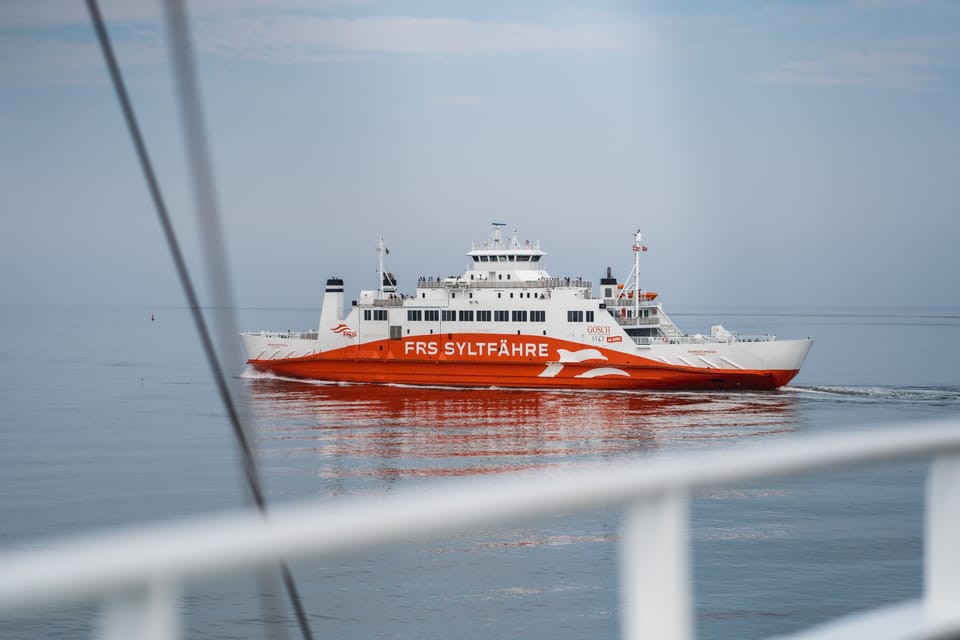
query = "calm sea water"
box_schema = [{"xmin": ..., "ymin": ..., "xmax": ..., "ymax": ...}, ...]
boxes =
[{"xmin": 1, "ymin": 305, "xmax": 958, "ymax": 639}]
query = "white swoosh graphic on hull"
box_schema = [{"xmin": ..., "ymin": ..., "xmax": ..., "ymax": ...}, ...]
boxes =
[
  {"xmin": 557, "ymin": 349, "xmax": 606, "ymax": 363},
  {"xmin": 539, "ymin": 364, "xmax": 565, "ymax": 378},
  {"xmin": 575, "ymin": 367, "xmax": 630, "ymax": 379}
]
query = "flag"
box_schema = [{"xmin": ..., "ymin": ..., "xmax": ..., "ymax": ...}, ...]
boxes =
[
  {"xmin": 642, "ymin": 246, "xmax": 648, "ymax": 252},
  {"xmin": 385, "ymin": 247, "xmax": 390, "ymax": 255}
]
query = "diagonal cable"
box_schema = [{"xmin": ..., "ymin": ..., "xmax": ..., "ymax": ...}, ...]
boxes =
[{"xmin": 84, "ymin": 2, "xmax": 314, "ymax": 638}]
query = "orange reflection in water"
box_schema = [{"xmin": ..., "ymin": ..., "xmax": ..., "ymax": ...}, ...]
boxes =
[{"xmin": 246, "ymin": 380, "xmax": 800, "ymax": 487}]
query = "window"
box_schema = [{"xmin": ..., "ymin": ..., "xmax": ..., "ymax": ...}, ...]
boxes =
[
  {"xmin": 459, "ymin": 310, "xmax": 474, "ymax": 322},
  {"xmin": 374, "ymin": 310, "xmax": 388, "ymax": 321},
  {"xmin": 511, "ymin": 310, "xmax": 527, "ymax": 322},
  {"xmin": 517, "ymin": 255, "xmax": 530, "ymax": 262},
  {"xmin": 480, "ymin": 255, "xmax": 489, "ymax": 262},
  {"xmin": 407, "ymin": 310, "xmax": 422, "ymax": 321},
  {"xmin": 477, "ymin": 310, "xmax": 492, "ymax": 322},
  {"xmin": 389, "ymin": 325, "xmax": 402, "ymax": 340},
  {"xmin": 510, "ymin": 293, "xmax": 514, "ymax": 299},
  {"xmin": 363, "ymin": 309, "xmax": 371, "ymax": 321},
  {"xmin": 425, "ymin": 310, "xmax": 439, "ymax": 322},
  {"xmin": 531, "ymin": 257, "xmax": 540, "ymax": 263},
  {"xmin": 530, "ymin": 310, "xmax": 545, "ymax": 322},
  {"xmin": 508, "ymin": 255, "xmax": 515, "ymax": 261},
  {"xmin": 441, "ymin": 310, "xmax": 456, "ymax": 322},
  {"xmin": 473, "ymin": 256, "xmax": 480, "ymax": 262},
  {"xmin": 567, "ymin": 310, "xmax": 584, "ymax": 322},
  {"xmin": 586, "ymin": 311, "xmax": 594, "ymax": 322},
  {"xmin": 494, "ymin": 310, "xmax": 509, "ymax": 322}
]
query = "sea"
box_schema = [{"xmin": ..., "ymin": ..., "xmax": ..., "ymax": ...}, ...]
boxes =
[{"xmin": 1, "ymin": 305, "xmax": 959, "ymax": 639}]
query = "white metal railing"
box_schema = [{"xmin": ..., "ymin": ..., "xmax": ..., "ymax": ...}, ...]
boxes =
[
  {"xmin": 417, "ymin": 277, "xmax": 593, "ymax": 291},
  {"xmin": 1, "ymin": 419, "xmax": 958, "ymax": 640},
  {"xmin": 243, "ymin": 331, "xmax": 319, "ymax": 341}
]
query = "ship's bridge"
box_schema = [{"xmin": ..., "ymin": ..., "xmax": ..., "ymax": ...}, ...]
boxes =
[{"xmin": 463, "ymin": 226, "xmax": 549, "ymax": 284}]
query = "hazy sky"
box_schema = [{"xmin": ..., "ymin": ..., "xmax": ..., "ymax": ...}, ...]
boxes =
[{"xmin": 2, "ymin": 0, "xmax": 958, "ymax": 313}]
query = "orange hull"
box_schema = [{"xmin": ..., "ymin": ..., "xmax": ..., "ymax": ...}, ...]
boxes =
[{"xmin": 247, "ymin": 335, "xmax": 799, "ymax": 391}]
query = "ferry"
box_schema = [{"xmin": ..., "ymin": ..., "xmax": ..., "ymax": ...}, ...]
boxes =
[{"xmin": 241, "ymin": 224, "xmax": 812, "ymax": 390}]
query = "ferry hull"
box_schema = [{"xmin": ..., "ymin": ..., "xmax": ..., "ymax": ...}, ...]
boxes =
[{"xmin": 244, "ymin": 334, "xmax": 811, "ymax": 391}]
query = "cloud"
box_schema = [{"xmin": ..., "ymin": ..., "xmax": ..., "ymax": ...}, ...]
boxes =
[
  {"xmin": 0, "ymin": 33, "xmax": 164, "ymax": 86},
  {"xmin": 751, "ymin": 51, "xmax": 939, "ymax": 89},
  {"xmin": 195, "ymin": 15, "xmax": 659, "ymax": 61},
  {"xmin": 0, "ymin": 0, "xmax": 337, "ymax": 28},
  {"xmin": 0, "ymin": 6, "xmax": 658, "ymax": 85}
]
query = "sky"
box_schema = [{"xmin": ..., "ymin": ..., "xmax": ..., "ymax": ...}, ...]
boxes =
[{"xmin": 1, "ymin": 0, "xmax": 958, "ymax": 314}]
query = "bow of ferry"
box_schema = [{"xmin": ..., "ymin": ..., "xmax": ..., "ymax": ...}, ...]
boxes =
[{"xmin": 242, "ymin": 227, "xmax": 812, "ymax": 390}]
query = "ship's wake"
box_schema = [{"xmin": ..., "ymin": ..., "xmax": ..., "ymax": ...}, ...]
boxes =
[{"xmin": 787, "ymin": 385, "xmax": 960, "ymax": 404}]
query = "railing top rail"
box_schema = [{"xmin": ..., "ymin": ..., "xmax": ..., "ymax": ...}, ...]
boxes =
[{"xmin": 1, "ymin": 418, "xmax": 958, "ymax": 617}]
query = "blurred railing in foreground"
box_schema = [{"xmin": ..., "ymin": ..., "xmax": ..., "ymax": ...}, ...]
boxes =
[{"xmin": 0, "ymin": 419, "xmax": 958, "ymax": 640}]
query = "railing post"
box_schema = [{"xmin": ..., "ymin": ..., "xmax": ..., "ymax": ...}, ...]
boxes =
[
  {"xmin": 925, "ymin": 453, "xmax": 960, "ymax": 628},
  {"xmin": 619, "ymin": 490, "xmax": 693, "ymax": 640},
  {"xmin": 98, "ymin": 579, "xmax": 179, "ymax": 640}
]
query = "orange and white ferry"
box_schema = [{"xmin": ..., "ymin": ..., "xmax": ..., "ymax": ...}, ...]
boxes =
[{"xmin": 242, "ymin": 224, "xmax": 812, "ymax": 390}]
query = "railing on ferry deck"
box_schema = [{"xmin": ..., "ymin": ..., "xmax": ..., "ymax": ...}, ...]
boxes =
[
  {"xmin": 627, "ymin": 335, "xmax": 777, "ymax": 346},
  {"xmin": 417, "ymin": 277, "xmax": 593, "ymax": 291},
  {"xmin": 0, "ymin": 419, "xmax": 958, "ymax": 640},
  {"xmin": 245, "ymin": 331, "xmax": 320, "ymax": 340}
]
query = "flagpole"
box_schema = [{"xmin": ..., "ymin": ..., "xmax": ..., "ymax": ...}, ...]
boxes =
[{"xmin": 634, "ymin": 229, "xmax": 641, "ymax": 322}]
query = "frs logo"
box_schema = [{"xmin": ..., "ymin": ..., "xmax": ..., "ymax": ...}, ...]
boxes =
[{"xmin": 330, "ymin": 323, "xmax": 358, "ymax": 338}]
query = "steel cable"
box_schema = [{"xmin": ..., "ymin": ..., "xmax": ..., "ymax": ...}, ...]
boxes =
[{"xmin": 84, "ymin": 1, "xmax": 314, "ymax": 638}]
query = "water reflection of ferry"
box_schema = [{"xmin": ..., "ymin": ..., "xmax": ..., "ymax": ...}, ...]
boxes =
[
  {"xmin": 247, "ymin": 379, "xmax": 800, "ymax": 484},
  {"xmin": 242, "ymin": 225, "xmax": 812, "ymax": 390}
]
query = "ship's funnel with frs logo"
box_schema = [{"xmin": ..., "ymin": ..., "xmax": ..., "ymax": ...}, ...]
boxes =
[{"xmin": 319, "ymin": 277, "xmax": 345, "ymax": 329}]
